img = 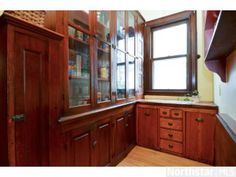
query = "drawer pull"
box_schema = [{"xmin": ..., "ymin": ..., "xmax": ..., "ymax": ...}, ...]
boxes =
[
  {"xmin": 168, "ymin": 134, "xmax": 173, "ymax": 137},
  {"xmin": 162, "ymin": 111, "xmax": 167, "ymax": 115},
  {"xmin": 195, "ymin": 118, "xmax": 204, "ymax": 123},
  {"xmin": 73, "ymin": 133, "xmax": 89, "ymax": 141},
  {"xmin": 168, "ymin": 122, "xmax": 173, "ymax": 126},
  {"xmin": 174, "ymin": 113, "xmax": 179, "ymax": 116},
  {"xmin": 144, "ymin": 112, "xmax": 150, "ymax": 116},
  {"xmin": 168, "ymin": 144, "xmax": 173, "ymax": 149}
]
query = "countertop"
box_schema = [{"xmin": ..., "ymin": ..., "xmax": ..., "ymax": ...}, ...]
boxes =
[{"xmin": 59, "ymin": 99, "xmax": 218, "ymax": 123}]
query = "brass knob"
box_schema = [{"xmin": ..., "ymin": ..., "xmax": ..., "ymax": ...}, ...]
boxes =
[
  {"xmin": 168, "ymin": 144, "xmax": 173, "ymax": 149},
  {"xmin": 195, "ymin": 117, "xmax": 204, "ymax": 123},
  {"xmin": 168, "ymin": 122, "xmax": 173, "ymax": 126},
  {"xmin": 168, "ymin": 134, "xmax": 173, "ymax": 137}
]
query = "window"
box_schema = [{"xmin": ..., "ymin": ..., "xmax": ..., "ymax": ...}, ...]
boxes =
[{"xmin": 144, "ymin": 11, "xmax": 197, "ymax": 95}]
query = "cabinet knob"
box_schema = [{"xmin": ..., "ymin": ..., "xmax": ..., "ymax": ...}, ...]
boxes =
[
  {"xmin": 168, "ymin": 122, "xmax": 173, "ymax": 126},
  {"xmin": 168, "ymin": 144, "xmax": 173, "ymax": 149},
  {"xmin": 195, "ymin": 117, "xmax": 204, "ymax": 123},
  {"xmin": 144, "ymin": 112, "xmax": 150, "ymax": 116},
  {"xmin": 168, "ymin": 134, "xmax": 173, "ymax": 137},
  {"xmin": 125, "ymin": 123, "xmax": 129, "ymax": 127},
  {"xmin": 174, "ymin": 113, "xmax": 179, "ymax": 116},
  {"xmin": 92, "ymin": 140, "xmax": 97, "ymax": 148},
  {"xmin": 162, "ymin": 111, "xmax": 167, "ymax": 115}
]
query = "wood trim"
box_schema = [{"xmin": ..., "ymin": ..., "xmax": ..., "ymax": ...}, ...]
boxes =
[
  {"xmin": 144, "ymin": 11, "xmax": 197, "ymax": 96},
  {"xmin": 1, "ymin": 14, "xmax": 64, "ymax": 40}
]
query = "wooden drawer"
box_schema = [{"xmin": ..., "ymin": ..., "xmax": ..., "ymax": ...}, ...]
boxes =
[
  {"xmin": 160, "ymin": 139, "xmax": 183, "ymax": 154},
  {"xmin": 171, "ymin": 109, "xmax": 183, "ymax": 119},
  {"xmin": 160, "ymin": 118, "xmax": 183, "ymax": 130},
  {"xmin": 159, "ymin": 108, "xmax": 170, "ymax": 117},
  {"xmin": 160, "ymin": 128, "xmax": 183, "ymax": 142}
]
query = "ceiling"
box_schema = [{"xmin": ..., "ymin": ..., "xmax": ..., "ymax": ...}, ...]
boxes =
[{"xmin": 139, "ymin": 10, "xmax": 181, "ymax": 21}]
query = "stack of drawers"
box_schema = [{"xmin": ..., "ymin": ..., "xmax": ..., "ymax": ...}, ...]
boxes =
[{"xmin": 159, "ymin": 107, "xmax": 184, "ymax": 155}]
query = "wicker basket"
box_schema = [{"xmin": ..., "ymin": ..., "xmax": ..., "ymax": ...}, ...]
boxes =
[{"xmin": 4, "ymin": 11, "xmax": 46, "ymax": 26}]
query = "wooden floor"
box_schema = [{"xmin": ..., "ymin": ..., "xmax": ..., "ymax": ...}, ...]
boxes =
[{"xmin": 118, "ymin": 146, "xmax": 209, "ymax": 166}]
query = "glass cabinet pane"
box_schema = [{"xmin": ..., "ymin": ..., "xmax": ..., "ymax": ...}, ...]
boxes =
[
  {"xmin": 137, "ymin": 16, "xmax": 144, "ymax": 58},
  {"xmin": 135, "ymin": 57, "xmax": 143, "ymax": 95},
  {"xmin": 68, "ymin": 11, "xmax": 90, "ymax": 31},
  {"xmin": 116, "ymin": 11, "xmax": 125, "ymax": 51},
  {"xmin": 117, "ymin": 51, "xmax": 126, "ymax": 99},
  {"xmin": 127, "ymin": 12, "xmax": 135, "ymax": 56},
  {"xmin": 127, "ymin": 55, "xmax": 135, "ymax": 97},
  {"xmin": 96, "ymin": 11, "xmax": 110, "ymax": 42},
  {"xmin": 68, "ymin": 26, "xmax": 91, "ymax": 107},
  {"xmin": 97, "ymin": 40, "xmax": 111, "ymax": 102}
]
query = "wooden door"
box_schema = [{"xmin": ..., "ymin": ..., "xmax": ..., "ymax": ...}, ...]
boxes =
[
  {"xmin": 12, "ymin": 32, "xmax": 49, "ymax": 166},
  {"xmin": 185, "ymin": 112, "xmax": 216, "ymax": 164},
  {"xmin": 114, "ymin": 116, "xmax": 126, "ymax": 157},
  {"xmin": 94, "ymin": 120, "xmax": 112, "ymax": 166},
  {"xmin": 137, "ymin": 105, "xmax": 158, "ymax": 149},
  {"xmin": 68, "ymin": 128, "xmax": 93, "ymax": 166}
]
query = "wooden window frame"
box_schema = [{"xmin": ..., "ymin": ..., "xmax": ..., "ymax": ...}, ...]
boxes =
[{"xmin": 144, "ymin": 11, "xmax": 197, "ymax": 96}]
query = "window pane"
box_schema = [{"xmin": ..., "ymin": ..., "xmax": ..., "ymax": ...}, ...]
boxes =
[
  {"xmin": 152, "ymin": 57, "xmax": 187, "ymax": 90},
  {"xmin": 153, "ymin": 23, "xmax": 187, "ymax": 58}
]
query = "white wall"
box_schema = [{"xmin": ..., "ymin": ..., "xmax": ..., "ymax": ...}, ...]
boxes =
[
  {"xmin": 139, "ymin": 11, "xmax": 214, "ymax": 102},
  {"xmin": 214, "ymin": 51, "xmax": 236, "ymax": 121}
]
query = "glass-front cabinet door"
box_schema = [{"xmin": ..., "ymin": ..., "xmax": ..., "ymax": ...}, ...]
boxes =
[
  {"xmin": 116, "ymin": 50, "xmax": 126, "ymax": 99},
  {"xmin": 127, "ymin": 55, "xmax": 135, "ymax": 98},
  {"xmin": 68, "ymin": 11, "xmax": 91, "ymax": 108},
  {"xmin": 127, "ymin": 11, "xmax": 135, "ymax": 56},
  {"xmin": 116, "ymin": 11, "xmax": 125, "ymax": 51},
  {"xmin": 95, "ymin": 11, "xmax": 111, "ymax": 104}
]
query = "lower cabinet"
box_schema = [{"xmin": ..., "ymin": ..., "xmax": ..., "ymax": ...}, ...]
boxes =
[
  {"xmin": 185, "ymin": 111, "xmax": 216, "ymax": 165},
  {"xmin": 114, "ymin": 112, "xmax": 136, "ymax": 158},
  {"xmin": 65, "ymin": 105, "xmax": 135, "ymax": 166},
  {"xmin": 94, "ymin": 119, "xmax": 113, "ymax": 166},
  {"xmin": 67, "ymin": 127, "xmax": 94, "ymax": 166},
  {"xmin": 136, "ymin": 104, "xmax": 158, "ymax": 149}
]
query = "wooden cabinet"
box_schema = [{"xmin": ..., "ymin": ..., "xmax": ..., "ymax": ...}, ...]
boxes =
[
  {"xmin": 114, "ymin": 111, "xmax": 136, "ymax": 158},
  {"xmin": 94, "ymin": 119, "xmax": 113, "ymax": 166},
  {"xmin": 159, "ymin": 107, "xmax": 184, "ymax": 155},
  {"xmin": 136, "ymin": 104, "xmax": 158, "ymax": 150},
  {"xmin": 0, "ymin": 14, "xmax": 63, "ymax": 166},
  {"xmin": 185, "ymin": 111, "xmax": 216, "ymax": 164},
  {"xmin": 55, "ymin": 11, "xmax": 145, "ymax": 115},
  {"xmin": 67, "ymin": 127, "xmax": 94, "ymax": 166},
  {"xmin": 64, "ymin": 104, "xmax": 135, "ymax": 166}
]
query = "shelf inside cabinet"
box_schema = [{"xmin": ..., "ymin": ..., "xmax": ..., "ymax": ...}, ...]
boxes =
[
  {"xmin": 69, "ymin": 35, "xmax": 89, "ymax": 45},
  {"xmin": 205, "ymin": 11, "xmax": 236, "ymax": 82}
]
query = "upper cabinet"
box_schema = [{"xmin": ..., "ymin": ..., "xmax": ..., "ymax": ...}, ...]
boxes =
[
  {"xmin": 204, "ymin": 11, "xmax": 236, "ymax": 82},
  {"xmin": 63, "ymin": 11, "xmax": 144, "ymax": 114}
]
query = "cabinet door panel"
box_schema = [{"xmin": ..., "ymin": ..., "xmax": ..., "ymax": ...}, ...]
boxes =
[
  {"xmin": 70, "ymin": 132, "xmax": 92, "ymax": 166},
  {"xmin": 126, "ymin": 113, "xmax": 136, "ymax": 147},
  {"xmin": 137, "ymin": 106, "xmax": 158, "ymax": 149},
  {"xmin": 95, "ymin": 121, "xmax": 112, "ymax": 166},
  {"xmin": 14, "ymin": 32, "xmax": 49, "ymax": 166},
  {"xmin": 185, "ymin": 112, "xmax": 216, "ymax": 164},
  {"xmin": 114, "ymin": 117, "xmax": 126, "ymax": 157}
]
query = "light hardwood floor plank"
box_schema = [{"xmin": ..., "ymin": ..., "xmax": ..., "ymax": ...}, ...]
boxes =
[{"xmin": 118, "ymin": 146, "xmax": 210, "ymax": 166}]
